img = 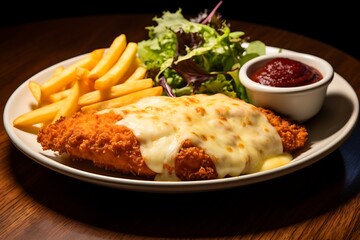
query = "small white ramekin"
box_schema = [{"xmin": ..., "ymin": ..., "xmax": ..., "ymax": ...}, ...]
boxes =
[{"xmin": 239, "ymin": 52, "xmax": 334, "ymax": 122}]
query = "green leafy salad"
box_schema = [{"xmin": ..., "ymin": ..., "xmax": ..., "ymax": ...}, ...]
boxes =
[{"xmin": 137, "ymin": 1, "xmax": 266, "ymax": 101}]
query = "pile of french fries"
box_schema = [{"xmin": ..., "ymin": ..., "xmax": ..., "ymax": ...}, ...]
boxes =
[{"xmin": 13, "ymin": 34, "xmax": 163, "ymax": 131}]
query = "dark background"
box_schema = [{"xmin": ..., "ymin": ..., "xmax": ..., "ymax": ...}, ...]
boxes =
[{"xmin": 1, "ymin": 0, "xmax": 359, "ymax": 60}]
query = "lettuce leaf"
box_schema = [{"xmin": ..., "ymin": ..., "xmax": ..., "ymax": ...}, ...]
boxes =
[{"xmin": 137, "ymin": 3, "xmax": 265, "ymax": 101}]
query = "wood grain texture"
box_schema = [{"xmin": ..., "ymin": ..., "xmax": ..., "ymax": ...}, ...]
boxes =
[{"xmin": 1, "ymin": 15, "xmax": 359, "ymax": 240}]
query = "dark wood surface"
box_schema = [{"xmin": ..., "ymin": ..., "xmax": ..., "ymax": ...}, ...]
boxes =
[{"xmin": 1, "ymin": 14, "xmax": 359, "ymax": 240}]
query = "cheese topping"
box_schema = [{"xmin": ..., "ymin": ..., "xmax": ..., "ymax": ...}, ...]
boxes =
[{"xmin": 105, "ymin": 94, "xmax": 287, "ymax": 180}]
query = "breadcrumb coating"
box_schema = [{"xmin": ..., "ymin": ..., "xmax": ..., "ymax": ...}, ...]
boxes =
[
  {"xmin": 37, "ymin": 107, "xmax": 308, "ymax": 181},
  {"xmin": 258, "ymin": 108, "xmax": 308, "ymax": 153}
]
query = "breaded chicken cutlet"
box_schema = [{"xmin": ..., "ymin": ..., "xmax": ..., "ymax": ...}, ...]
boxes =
[{"xmin": 37, "ymin": 94, "xmax": 308, "ymax": 181}]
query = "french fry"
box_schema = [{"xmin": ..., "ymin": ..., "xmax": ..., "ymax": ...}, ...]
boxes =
[
  {"xmin": 94, "ymin": 42, "xmax": 138, "ymax": 90},
  {"xmin": 13, "ymin": 33, "xmax": 161, "ymax": 134},
  {"xmin": 40, "ymin": 66, "xmax": 77, "ymax": 100},
  {"xmin": 118, "ymin": 54, "xmax": 140, "ymax": 82},
  {"xmin": 124, "ymin": 66, "xmax": 148, "ymax": 82},
  {"xmin": 47, "ymin": 60, "xmax": 94, "ymax": 103},
  {"xmin": 51, "ymin": 81, "xmax": 82, "ymax": 122},
  {"xmin": 88, "ymin": 34, "xmax": 127, "ymax": 81},
  {"xmin": 50, "ymin": 66, "xmax": 68, "ymax": 91},
  {"xmin": 53, "ymin": 68, "xmax": 92, "ymax": 122},
  {"xmin": 78, "ymin": 78, "xmax": 154, "ymax": 106},
  {"xmin": 49, "ymin": 88, "xmax": 71, "ymax": 102},
  {"xmin": 28, "ymin": 81, "xmax": 42, "ymax": 104},
  {"xmin": 52, "ymin": 66, "xmax": 64, "ymax": 77},
  {"xmin": 49, "ymin": 62, "xmax": 150, "ymax": 105},
  {"xmin": 81, "ymin": 86, "xmax": 163, "ymax": 112},
  {"xmin": 41, "ymin": 48, "xmax": 104, "ymax": 99},
  {"xmin": 36, "ymin": 66, "xmax": 74, "ymax": 104},
  {"xmin": 13, "ymin": 124, "xmax": 43, "ymax": 135},
  {"xmin": 13, "ymin": 99, "xmax": 66, "ymax": 127}
]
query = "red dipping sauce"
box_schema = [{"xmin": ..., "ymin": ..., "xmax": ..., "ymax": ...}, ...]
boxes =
[{"xmin": 250, "ymin": 57, "xmax": 323, "ymax": 87}]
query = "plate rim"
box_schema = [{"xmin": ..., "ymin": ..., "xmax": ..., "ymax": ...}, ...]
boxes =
[{"xmin": 3, "ymin": 47, "xmax": 359, "ymax": 193}]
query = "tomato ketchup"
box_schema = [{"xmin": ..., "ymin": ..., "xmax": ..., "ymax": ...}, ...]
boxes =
[{"xmin": 250, "ymin": 57, "xmax": 323, "ymax": 87}]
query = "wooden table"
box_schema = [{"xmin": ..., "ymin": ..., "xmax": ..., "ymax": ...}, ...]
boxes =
[{"xmin": 1, "ymin": 15, "xmax": 359, "ymax": 240}]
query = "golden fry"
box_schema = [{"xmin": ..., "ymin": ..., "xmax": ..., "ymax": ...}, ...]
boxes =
[
  {"xmin": 49, "ymin": 88, "xmax": 71, "ymax": 102},
  {"xmin": 52, "ymin": 66, "xmax": 64, "ymax": 76},
  {"xmin": 13, "ymin": 99, "xmax": 66, "ymax": 127},
  {"xmin": 81, "ymin": 86, "xmax": 163, "ymax": 112},
  {"xmin": 54, "ymin": 66, "xmax": 75, "ymax": 90},
  {"xmin": 88, "ymin": 34, "xmax": 127, "ymax": 81},
  {"xmin": 78, "ymin": 78, "xmax": 154, "ymax": 106},
  {"xmin": 40, "ymin": 66, "xmax": 77, "ymax": 100},
  {"xmin": 28, "ymin": 81, "xmax": 42, "ymax": 104},
  {"xmin": 124, "ymin": 66, "xmax": 148, "ymax": 82},
  {"xmin": 53, "ymin": 68, "xmax": 92, "ymax": 122},
  {"xmin": 13, "ymin": 33, "xmax": 161, "ymax": 134},
  {"xmin": 13, "ymin": 125, "xmax": 43, "ymax": 135},
  {"xmin": 48, "ymin": 67, "xmax": 94, "ymax": 103},
  {"xmin": 41, "ymin": 48, "xmax": 104, "ymax": 99},
  {"xmin": 94, "ymin": 42, "xmax": 138, "ymax": 90},
  {"xmin": 118, "ymin": 55, "xmax": 140, "ymax": 82}
]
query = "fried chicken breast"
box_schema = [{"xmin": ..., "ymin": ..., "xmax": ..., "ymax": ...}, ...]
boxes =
[{"xmin": 37, "ymin": 94, "xmax": 308, "ymax": 181}]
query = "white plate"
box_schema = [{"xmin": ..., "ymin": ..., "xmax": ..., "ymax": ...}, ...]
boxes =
[{"xmin": 3, "ymin": 47, "xmax": 359, "ymax": 193}]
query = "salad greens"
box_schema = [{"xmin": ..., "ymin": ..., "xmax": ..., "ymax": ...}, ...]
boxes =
[{"xmin": 137, "ymin": 1, "xmax": 265, "ymax": 101}]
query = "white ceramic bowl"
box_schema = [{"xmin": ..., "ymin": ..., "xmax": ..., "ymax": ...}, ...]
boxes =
[{"xmin": 239, "ymin": 52, "xmax": 334, "ymax": 122}]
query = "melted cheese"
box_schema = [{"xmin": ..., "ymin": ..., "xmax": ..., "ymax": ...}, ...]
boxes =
[{"xmin": 103, "ymin": 93, "xmax": 289, "ymax": 180}]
